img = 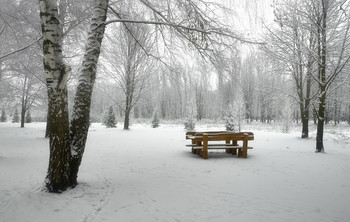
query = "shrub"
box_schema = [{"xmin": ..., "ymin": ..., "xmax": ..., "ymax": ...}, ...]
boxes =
[
  {"xmin": 25, "ymin": 110, "xmax": 32, "ymax": 123},
  {"xmin": 184, "ymin": 117, "xmax": 195, "ymax": 131},
  {"xmin": 152, "ymin": 113, "xmax": 160, "ymax": 128},
  {"xmin": 225, "ymin": 111, "xmax": 235, "ymax": 131},
  {"xmin": 12, "ymin": 108, "xmax": 19, "ymax": 123},
  {"xmin": 102, "ymin": 106, "xmax": 117, "ymax": 128},
  {"xmin": 0, "ymin": 109, "xmax": 6, "ymax": 122}
]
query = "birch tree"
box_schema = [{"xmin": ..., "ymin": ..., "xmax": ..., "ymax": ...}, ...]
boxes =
[{"xmin": 39, "ymin": 0, "xmax": 109, "ymax": 192}]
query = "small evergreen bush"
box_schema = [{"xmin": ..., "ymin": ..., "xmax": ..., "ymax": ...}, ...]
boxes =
[
  {"xmin": 25, "ymin": 110, "xmax": 32, "ymax": 123},
  {"xmin": 1, "ymin": 109, "xmax": 6, "ymax": 122},
  {"xmin": 184, "ymin": 117, "xmax": 195, "ymax": 131},
  {"xmin": 102, "ymin": 106, "xmax": 117, "ymax": 128},
  {"xmin": 225, "ymin": 111, "xmax": 235, "ymax": 131},
  {"xmin": 12, "ymin": 108, "xmax": 19, "ymax": 123},
  {"xmin": 152, "ymin": 113, "xmax": 160, "ymax": 128}
]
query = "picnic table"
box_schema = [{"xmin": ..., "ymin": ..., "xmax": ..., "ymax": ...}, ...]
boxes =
[{"xmin": 185, "ymin": 131, "xmax": 254, "ymax": 159}]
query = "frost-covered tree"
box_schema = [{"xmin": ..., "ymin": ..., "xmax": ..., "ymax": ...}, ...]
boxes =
[
  {"xmin": 102, "ymin": 20, "xmax": 154, "ymax": 130},
  {"xmin": 184, "ymin": 96, "xmax": 197, "ymax": 131},
  {"xmin": 307, "ymin": 0, "xmax": 350, "ymax": 152},
  {"xmin": 1, "ymin": 109, "xmax": 7, "ymax": 122},
  {"xmin": 0, "ymin": 0, "xmax": 45, "ymax": 128},
  {"xmin": 25, "ymin": 110, "xmax": 32, "ymax": 123},
  {"xmin": 266, "ymin": 0, "xmax": 314, "ymax": 138},
  {"xmin": 103, "ymin": 106, "xmax": 116, "ymax": 128},
  {"xmin": 184, "ymin": 117, "xmax": 196, "ymax": 131},
  {"xmin": 12, "ymin": 108, "xmax": 19, "ymax": 123},
  {"xmin": 224, "ymin": 110, "xmax": 235, "ymax": 131},
  {"xmin": 224, "ymin": 100, "xmax": 245, "ymax": 132},
  {"xmin": 151, "ymin": 112, "xmax": 160, "ymax": 128},
  {"xmin": 281, "ymin": 97, "xmax": 293, "ymax": 133}
]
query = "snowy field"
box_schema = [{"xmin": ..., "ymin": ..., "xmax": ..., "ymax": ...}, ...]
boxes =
[{"xmin": 0, "ymin": 121, "xmax": 350, "ymax": 222}]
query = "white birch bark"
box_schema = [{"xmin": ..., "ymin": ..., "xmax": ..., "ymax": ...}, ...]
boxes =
[
  {"xmin": 38, "ymin": 0, "xmax": 71, "ymax": 192},
  {"xmin": 69, "ymin": 0, "xmax": 109, "ymax": 184}
]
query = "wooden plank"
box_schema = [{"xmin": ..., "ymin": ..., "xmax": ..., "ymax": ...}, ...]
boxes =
[
  {"xmin": 186, "ymin": 143, "xmax": 240, "ymax": 147},
  {"xmin": 191, "ymin": 146, "xmax": 253, "ymax": 150}
]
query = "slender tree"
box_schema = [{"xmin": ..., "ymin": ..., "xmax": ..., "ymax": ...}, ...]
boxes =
[
  {"xmin": 309, "ymin": 0, "xmax": 350, "ymax": 152},
  {"xmin": 102, "ymin": 20, "xmax": 154, "ymax": 130},
  {"xmin": 266, "ymin": 0, "xmax": 315, "ymax": 138}
]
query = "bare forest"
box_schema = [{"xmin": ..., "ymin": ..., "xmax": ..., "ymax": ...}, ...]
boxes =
[{"xmin": 1, "ymin": 0, "xmax": 350, "ymax": 192}]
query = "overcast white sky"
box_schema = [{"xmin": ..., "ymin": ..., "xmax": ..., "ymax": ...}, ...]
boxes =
[{"xmin": 232, "ymin": 0, "xmax": 274, "ymax": 40}]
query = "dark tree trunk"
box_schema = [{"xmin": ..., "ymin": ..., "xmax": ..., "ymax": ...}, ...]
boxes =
[
  {"xmin": 45, "ymin": 110, "xmax": 50, "ymax": 138},
  {"xmin": 20, "ymin": 105, "xmax": 25, "ymax": 128},
  {"xmin": 316, "ymin": 3, "xmax": 327, "ymax": 153},
  {"xmin": 316, "ymin": 91, "xmax": 326, "ymax": 152},
  {"xmin": 348, "ymin": 102, "xmax": 350, "ymax": 125},
  {"xmin": 124, "ymin": 109, "xmax": 130, "ymax": 130},
  {"xmin": 301, "ymin": 119, "xmax": 309, "ymax": 138},
  {"xmin": 69, "ymin": 0, "xmax": 109, "ymax": 185},
  {"xmin": 20, "ymin": 76, "xmax": 28, "ymax": 128},
  {"xmin": 45, "ymin": 88, "xmax": 71, "ymax": 192},
  {"xmin": 300, "ymin": 74, "xmax": 311, "ymax": 139},
  {"xmin": 302, "ymin": 68, "xmax": 312, "ymax": 138},
  {"xmin": 123, "ymin": 64, "xmax": 133, "ymax": 130},
  {"xmin": 69, "ymin": 82, "xmax": 94, "ymax": 186}
]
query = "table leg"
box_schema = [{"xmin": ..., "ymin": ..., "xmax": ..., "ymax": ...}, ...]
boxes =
[
  {"xmin": 202, "ymin": 134, "xmax": 208, "ymax": 159},
  {"xmin": 239, "ymin": 135, "xmax": 248, "ymax": 158},
  {"xmin": 225, "ymin": 139, "xmax": 232, "ymax": 153},
  {"xmin": 232, "ymin": 140, "xmax": 238, "ymax": 155}
]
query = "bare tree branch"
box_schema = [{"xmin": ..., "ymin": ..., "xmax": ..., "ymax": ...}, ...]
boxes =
[{"xmin": 0, "ymin": 36, "xmax": 42, "ymax": 60}]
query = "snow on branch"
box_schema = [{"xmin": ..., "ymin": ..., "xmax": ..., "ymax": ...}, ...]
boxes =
[
  {"xmin": 0, "ymin": 36, "xmax": 42, "ymax": 60},
  {"xmin": 104, "ymin": 19, "xmax": 264, "ymax": 45}
]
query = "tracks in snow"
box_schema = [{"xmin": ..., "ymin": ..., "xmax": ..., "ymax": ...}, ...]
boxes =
[{"xmin": 81, "ymin": 176, "xmax": 115, "ymax": 222}]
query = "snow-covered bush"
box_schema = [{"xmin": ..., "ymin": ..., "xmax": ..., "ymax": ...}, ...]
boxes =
[
  {"xmin": 281, "ymin": 98, "xmax": 292, "ymax": 133},
  {"xmin": 1, "ymin": 109, "xmax": 6, "ymax": 122},
  {"xmin": 184, "ymin": 98, "xmax": 197, "ymax": 131},
  {"xmin": 224, "ymin": 111, "xmax": 235, "ymax": 131},
  {"xmin": 152, "ymin": 113, "xmax": 160, "ymax": 128},
  {"xmin": 102, "ymin": 106, "xmax": 117, "ymax": 128},
  {"xmin": 224, "ymin": 100, "xmax": 245, "ymax": 132},
  {"xmin": 184, "ymin": 117, "xmax": 195, "ymax": 131},
  {"xmin": 25, "ymin": 110, "xmax": 32, "ymax": 123},
  {"xmin": 12, "ymin": 108, "xmax": 19, "ymax": 123}
]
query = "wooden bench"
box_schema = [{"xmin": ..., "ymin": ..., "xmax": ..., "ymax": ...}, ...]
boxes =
[{"xmin": 186, "ymin": 131, "xmax": 254, "ymax": 159}]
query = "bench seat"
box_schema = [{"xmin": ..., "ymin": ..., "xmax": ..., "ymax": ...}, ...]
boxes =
[
  {"xmin": 186, "ymin": 143, "xmax": 240, "ymax": 147},
  {"xmin": 191, "ymin": 146, "xmax": 253, "ymax": 150}
]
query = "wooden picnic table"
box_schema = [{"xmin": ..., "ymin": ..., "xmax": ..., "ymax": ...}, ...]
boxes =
[{"xmin": 185, "ymin": 131, "xmax": 254, "ymax": 159}]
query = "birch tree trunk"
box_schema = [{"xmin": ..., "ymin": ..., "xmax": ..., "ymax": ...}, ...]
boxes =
[
  {"xmin": 69, "ymin": 0, "xmax": 109, "ymax": 186},
  {"xmin": 39, "ymin": 0, "xmax": 71, "ymax": 192}
]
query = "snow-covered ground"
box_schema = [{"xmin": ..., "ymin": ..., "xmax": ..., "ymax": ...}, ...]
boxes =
[{"xmin": 0, "ymin": 121, "xmax": 349, "ymax": 222}]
